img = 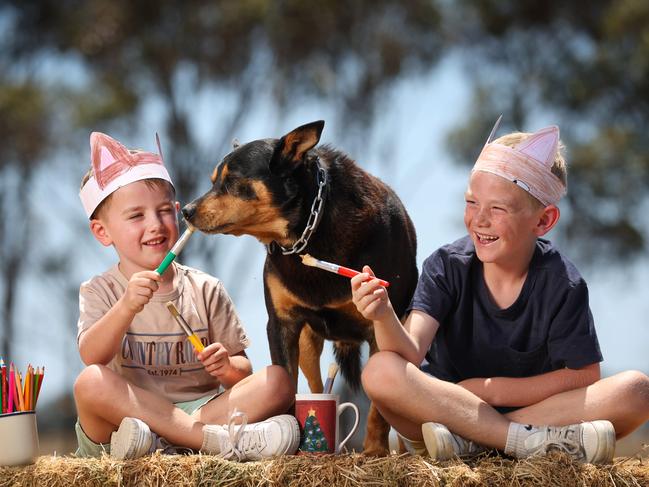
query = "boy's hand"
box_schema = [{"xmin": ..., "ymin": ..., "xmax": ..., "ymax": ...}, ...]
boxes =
[
  {"xmin": 351, "ymin": 265, "xmax": 394, "ymax": 322},
  {"xmin": 198, "ymin": 342, "xmax": 232, "ymax": 379},
  {"xmin": 120, "ymin": 270, "xmax": 161, "ymax": 314}
]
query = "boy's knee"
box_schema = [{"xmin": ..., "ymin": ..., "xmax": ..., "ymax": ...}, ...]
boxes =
[
  {"xmin": 362, "ymin": 351, "xmax": 403, "ymax": 401},
  {"xmin": 618, "ymin": 370, "xmax": 649, "ymax": 403},
  {"xmin": 74, "ymin": 364, "xmax": 110, "ymax": 404},
  {"xmin": 265, "ymin": 365, "xmax": 295, "ymax": 406}
]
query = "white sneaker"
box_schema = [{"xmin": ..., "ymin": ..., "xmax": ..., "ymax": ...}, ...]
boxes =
[
  {"xmin": 522, "ymin": 420, "xmax": 615, "ymax": 464},
  {"xmin": 422, "ymin": 422, "xmax": 485, "ymax": 460},
  {"xmin": 110, "ymin": 417, "xmax": 174, "ymax": 460},
  {"xmin": 212, "ymin": 411, "xmax": 300, "ymax": 461}
]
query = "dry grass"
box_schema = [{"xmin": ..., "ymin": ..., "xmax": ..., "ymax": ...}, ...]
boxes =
[{"xmin": 1, "ymin": 452, "xmax": 649, "ymax": 487}]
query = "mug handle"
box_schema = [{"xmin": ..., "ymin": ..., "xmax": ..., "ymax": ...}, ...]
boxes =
[{"xmin": 337, "ymin": 402, "xmax": 360, "ymax": 453}]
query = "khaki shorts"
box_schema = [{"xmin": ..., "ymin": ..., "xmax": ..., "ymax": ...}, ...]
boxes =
[{"xmin": 75, "ymin": 392, "xmax": 221, "ymax": 457}]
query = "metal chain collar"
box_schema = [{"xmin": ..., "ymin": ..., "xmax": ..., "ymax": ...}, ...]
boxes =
[{"xmin": 273, "ymin": 161, "xmax": 327, "ymax": 256}]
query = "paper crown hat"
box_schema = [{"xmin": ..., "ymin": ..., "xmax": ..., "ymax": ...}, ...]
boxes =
[
  {"xmin": 79, "ymin": 132, "xmax": 174, "ymax": 218},
  {"xmin": 472, "ymin": 117, "xmax": 566, "ymax": 206}
]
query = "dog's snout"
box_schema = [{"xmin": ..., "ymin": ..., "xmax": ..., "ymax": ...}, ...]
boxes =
[{"xmin": 182, "ymin": 203, "xmax": 196, "ymax": 221}]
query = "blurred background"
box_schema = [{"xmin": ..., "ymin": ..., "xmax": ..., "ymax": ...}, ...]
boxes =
[{"xmin": 0, "ymin": 0, "xmax": 648, "ymax": 456}]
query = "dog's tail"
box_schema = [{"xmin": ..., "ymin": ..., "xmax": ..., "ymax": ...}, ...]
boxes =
[{"xmin": 333, "ymin": 342, "xmax": 362, "ymax": 391}]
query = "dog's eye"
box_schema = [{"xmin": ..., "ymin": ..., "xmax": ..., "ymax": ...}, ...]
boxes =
[
  {"xmin": 222, "ymin": 178, "xmax": 255, "ymax": 200},
  {"xmin": 235, "ymin": 181, "xmax": 256, "ymax": 200}
]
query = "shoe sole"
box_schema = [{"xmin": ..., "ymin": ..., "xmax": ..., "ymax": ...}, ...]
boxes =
[
  {"xmin": 586, "ymin": 420, "xmax": 616, "ymax": 464},
  {"xmin": 277, "ymin": 414, "xmax": 301, "ymax": 455},
  {"xmin": 110, "ymin": 417, "xmax": 151, "ymax": 460},
  {"xmin": 421, "ymin": 422, "xmax": 455, "ymax": 461}
]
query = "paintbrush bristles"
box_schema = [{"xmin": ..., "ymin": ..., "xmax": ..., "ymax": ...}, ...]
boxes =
[
  {"xmin": 327, "ymin": 362, "xmax": 339, "ymax": 379},
  {"xmin": 300, "ymin": 254, "xmax": 318, "ymax": 266},
  {"xmin": 165, "ymin": 301, "xmax": 180, "ymax": 317},
  {"xmin": 323, "ymin": 362, "xmax": 339, "ymax": 394}
]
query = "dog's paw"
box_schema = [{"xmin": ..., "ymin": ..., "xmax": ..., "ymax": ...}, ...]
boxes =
[{"xmin": 361, "ymin": 445, "xmax": 390, "ymax": 457}]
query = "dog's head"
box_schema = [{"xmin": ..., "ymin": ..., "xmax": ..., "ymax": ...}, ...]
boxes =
[{"xmin": 182, "ymin": 121, "xmax": 324, "ymax": 245}]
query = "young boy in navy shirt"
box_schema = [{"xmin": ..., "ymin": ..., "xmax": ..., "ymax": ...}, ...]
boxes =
[{"xmin": 351, "ymin": 123, "xmax": 649, "ymax": 463}]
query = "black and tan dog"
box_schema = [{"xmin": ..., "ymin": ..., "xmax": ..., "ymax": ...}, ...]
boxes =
[{"xmin": 182, "ymin": 121, "xmax": 417, "ymax": 455}]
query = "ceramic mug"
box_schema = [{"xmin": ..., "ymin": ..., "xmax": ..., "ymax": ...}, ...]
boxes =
[
  {"xmin": 295, "ymin": 393, "xmax": 360, "ymax": 453},
  {"xmin": 0, "ymin": 411, "xmax": 39, "ymax": 466}
]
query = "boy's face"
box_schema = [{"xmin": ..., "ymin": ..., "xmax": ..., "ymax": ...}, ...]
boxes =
[
  {"xmin": 464, "ymin": 171, "xmax": 553, "ymax": 268},
  {"xmin": 90, "ymin": 180, "xmax": 179, "ymax": 276}
]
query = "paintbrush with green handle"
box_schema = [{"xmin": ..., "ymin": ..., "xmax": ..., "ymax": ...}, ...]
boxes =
[{"xmin": 156, "ymin": 225, "xmax": 194, "ymax": 275}]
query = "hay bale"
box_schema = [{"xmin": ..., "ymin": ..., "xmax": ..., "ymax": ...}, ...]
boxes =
[{"xmin": 1, "ymin": 452, "xmax": 649, "ymax": 487}]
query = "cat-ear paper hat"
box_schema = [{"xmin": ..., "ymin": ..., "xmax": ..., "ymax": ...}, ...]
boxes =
[
  {"xmin": 472, "ymin": 118, "xmax": 566, "ymax": 206},
  {"xmin": 79, "ymin": 132, "xmax": 174, "ymax": 218}
]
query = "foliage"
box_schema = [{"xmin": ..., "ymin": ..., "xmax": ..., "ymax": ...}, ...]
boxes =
[{"xmin": 446, "ymin": 0, "xmax": 649, "ymax": 260}]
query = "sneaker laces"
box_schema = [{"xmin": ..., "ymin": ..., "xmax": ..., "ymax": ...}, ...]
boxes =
[
  {"xmin": 534, "ymin": 425, "xmax": 584, "ymax": 460},
  {"xmin": 451, "ymin": 432, "xmax": 483, "ymax": 456},
  {"xmin": 153, "ymin": 435, "xmax": 192, "ymax": 455},
  {"xmin": 218, "ymin": 409, "xmax": 266, "ymax": 461}
]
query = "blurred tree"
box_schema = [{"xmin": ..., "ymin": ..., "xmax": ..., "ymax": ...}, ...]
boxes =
[
  {"xmin": 0, "ymin": 0, "xmax": 443, "ymax": 362},
  {"xmin": 446, "ymin": 0, "xmax": 649, "ymax": 261},
  {"xmin": 0, "ymin": 78, "xmax": 51, "ymax": 358}
]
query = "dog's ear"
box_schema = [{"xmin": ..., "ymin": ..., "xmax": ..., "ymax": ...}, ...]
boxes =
[{"xmin": 271, "ymin": 120, "xmax": 324, "ymax": 174}]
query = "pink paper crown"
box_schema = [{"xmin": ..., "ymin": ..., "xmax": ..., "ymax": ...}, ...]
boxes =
[
  {"xmin": 79, "ymin": 132, "xmax": 174, "ymax": 218},
  {"xmin": 472, "ymin": 118, "xmax": 566, "ymax": 206}
]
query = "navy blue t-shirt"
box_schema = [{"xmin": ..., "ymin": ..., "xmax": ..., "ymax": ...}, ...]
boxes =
[{"xmin": 408, "ymin": 236, "xmax": 602, "ymax": 383}]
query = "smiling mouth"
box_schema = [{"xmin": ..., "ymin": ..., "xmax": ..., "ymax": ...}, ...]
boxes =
[
  {"xmin": 475, "ymin": 232, "xmax": 499, "ymax": 245},
  {"xmin": 143, "ymin": 237, "xmax": 167, "ymax": 246}
]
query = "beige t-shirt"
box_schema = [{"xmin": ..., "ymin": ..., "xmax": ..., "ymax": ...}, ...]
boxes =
[{"xmin": 77, "ymin": 262, "xmax": 250, "ymax": 402}]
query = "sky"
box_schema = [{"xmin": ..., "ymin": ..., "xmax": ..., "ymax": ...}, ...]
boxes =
[{"xmin": 6, "ymin": 50, "xmax": 649, "ymax": 453}]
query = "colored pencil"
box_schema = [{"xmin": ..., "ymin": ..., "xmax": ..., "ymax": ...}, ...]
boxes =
[
  {"xmin": 27, "ymin": 365, "xmax": 34, "ymax": 410},
  {"xmin": 32, "ymin": 367, "xmax": 40, "ymax": 409},
  {"xmin": 7, "ymin": 363, "xmax": 14, "ymax": 413},
  {"xmin": 23, "ymin": 366, "xmax": 31, "ymax": 411},
  {"xmin": 165, "ymin": 302, "xmax": 205, "ymax": 353},
  {"xmin": 155, "ymin": 227, "xmax": 194, "ymax": 275},
  {"xmin": 300, "ymin": 254, "xmax": 390, "ymax": 287},
  {"xmin": 1, "ymin": 357, "xmax": 5, "ymax": 413},
  {"xmin": 15, "ymin": 370, "xmax": 25, "ymax": 411},
  {"xmin": 35, "ymin": 366, "xmax": 44, "ymax": 407}
]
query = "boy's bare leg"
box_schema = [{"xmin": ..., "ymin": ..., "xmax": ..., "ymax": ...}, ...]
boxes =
[
  {"xmin": 362, "ymin": 351, "xmax": 510, "ymax": 449},
  {"xmin": 505, "ymin": 370, "xmax": 649, "ymax": 438},
  {"xmin": 364, "ymin": 351, "xmax": 649, "ymax": 448},
  {"xmin": 74, "ymin": 364, "xmax": 294, "ymax": 450},
  {"xmin": 75, "ymin": 365, "xmax": 204, "ymax": 449},
  {"xmin": 192, "ymin": 365, "xmax": 295, "ymax": 425}
]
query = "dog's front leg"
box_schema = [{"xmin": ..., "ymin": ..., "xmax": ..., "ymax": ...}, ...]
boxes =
[
  {"xmin": 298, "ymin": 324, "xmax": 324, "ymax": 393},
  {"xmin": 267, "ymin": 315, "xmax": 301, "ymax": 388}
]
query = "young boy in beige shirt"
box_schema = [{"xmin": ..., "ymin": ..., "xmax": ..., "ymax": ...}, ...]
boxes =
[{"xmin": 75, "ymin": 131, "xmax": 299, "ymax": 460}]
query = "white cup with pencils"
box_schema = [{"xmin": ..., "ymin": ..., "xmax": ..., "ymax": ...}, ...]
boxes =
[
  {"xmin": 0, "ymin": 361, "xmax": 44, "ymax": 466},
  {"xmin": 0, "ymin": 411, "xmax": 39, "ymax": 466}
]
